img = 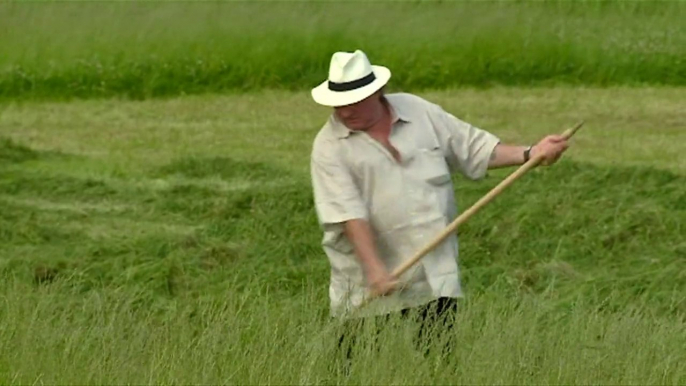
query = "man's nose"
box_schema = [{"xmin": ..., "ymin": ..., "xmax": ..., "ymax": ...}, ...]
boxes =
[{"xmin": 335, "ymin": 106, "xmax": 354, "ymax": 118}]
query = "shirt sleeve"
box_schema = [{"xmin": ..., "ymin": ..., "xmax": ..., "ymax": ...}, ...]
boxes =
[
  {"xmin": 429, "ymin": 104, "xmax": 501, "ymax": 180},
  {"xmin": 310, "ymin": 140, "xmax": 368, "ymax": 226}
]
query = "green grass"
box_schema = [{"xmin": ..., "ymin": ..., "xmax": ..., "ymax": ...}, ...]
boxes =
[
  {"xmin": 0, "ymin": 88, "xmax": 684, "ymax": 383},
  {"xmin": 1, "ymin": 1, "xmax": 685, "ymax": 100},
  {"xmin": 2, "ymin": 279, "xmax": 684, "ymax": 384}
]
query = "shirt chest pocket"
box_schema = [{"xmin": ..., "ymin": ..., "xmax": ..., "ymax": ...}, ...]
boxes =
[{"xmin": 413, "ymin": 147, "xmax": 451, "ymax": 186}]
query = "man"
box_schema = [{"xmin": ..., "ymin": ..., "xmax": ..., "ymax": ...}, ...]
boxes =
[{"xmin": 309, "ymin": 50, "xmax": 569, "ymax": 347}]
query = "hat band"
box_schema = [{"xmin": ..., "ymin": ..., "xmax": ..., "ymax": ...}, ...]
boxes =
[{"xmin": 328, "ymin": 72, "xmax": 376, "ymax": 92}]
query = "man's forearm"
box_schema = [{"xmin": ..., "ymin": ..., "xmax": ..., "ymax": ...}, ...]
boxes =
[
  {"xmin": 343, "ymin": 219, "xmax": 388, "ymax": 280},
  {"xmin": 488, "ymin": 143, "xmax": 529, "ymax": 169}
]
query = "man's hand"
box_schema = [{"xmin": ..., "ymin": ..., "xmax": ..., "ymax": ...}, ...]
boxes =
[
  {"xmin": 531, "ymin": 135, "xmax": 569, "ymax": 166},
  {"xmin": 488, "ymin": 134, "xmax": 571, "ymax": 169},
  {"xmin": 366, "ymin": 266, "xmax": 398, "ymax": 297},
  {"xmin": 343, "ymin": 219, "xmax": 399, "ymax": 298}
]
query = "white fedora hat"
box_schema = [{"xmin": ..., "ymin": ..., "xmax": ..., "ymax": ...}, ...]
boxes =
[{"xmin": 311, "ymin": 50, "xmax": 391, "ymax": 107}]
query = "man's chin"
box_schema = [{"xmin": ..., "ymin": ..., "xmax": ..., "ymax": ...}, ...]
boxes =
[{"xmin": 345, "ymin": 121, "xmax": 368, "ymax": 131}]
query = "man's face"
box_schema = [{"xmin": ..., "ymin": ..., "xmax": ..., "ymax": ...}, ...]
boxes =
[{"xmin": 333, "ymin": 93, "xmax": 383, "ymax": 131}]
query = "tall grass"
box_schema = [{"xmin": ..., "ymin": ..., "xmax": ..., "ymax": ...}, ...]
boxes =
[
  {"xmin": 1, "ymin": 1, "xmax": 685, "ymax": 100},
  {"xmin": 1, "ymin": 276, "xmax": 685, "ymax": 385}
]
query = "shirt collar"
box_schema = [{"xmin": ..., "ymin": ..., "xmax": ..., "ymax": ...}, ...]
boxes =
[{"xmin": 331, "ymin": 95, "xmax": 411, "ymax": 139}]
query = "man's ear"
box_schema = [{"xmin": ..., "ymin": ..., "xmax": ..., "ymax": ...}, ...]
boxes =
[{"xmin": 375, "ymin": 87, "xmax": 386, "ymax": 102}]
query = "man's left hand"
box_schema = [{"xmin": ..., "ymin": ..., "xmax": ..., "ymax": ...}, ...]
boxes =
[{"xmin": 531, "ymin": 135, "xmax": 570, "ymax": 166}]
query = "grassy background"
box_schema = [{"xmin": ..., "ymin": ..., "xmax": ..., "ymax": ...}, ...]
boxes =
[
  {"xmin": 1, "ymin": 87, "xmax": 685, "ymax": 383},
  {"xmin": 1, "ymin": 0, "xmax": 685, "ymax": 383},
  {"xmin": 1, "ymin": 1, "xmax": 685, "ymax": 100}
]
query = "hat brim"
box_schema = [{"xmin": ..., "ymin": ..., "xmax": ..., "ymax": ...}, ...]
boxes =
[{"xmin": 311, "ymin": 66, "xmax": 391, "ymax": 107}]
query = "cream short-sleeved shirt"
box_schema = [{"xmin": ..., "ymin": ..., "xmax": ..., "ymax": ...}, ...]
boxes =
[{"xmin": 310, "ymin": 92, "xmax": 501, "ymax": 319}]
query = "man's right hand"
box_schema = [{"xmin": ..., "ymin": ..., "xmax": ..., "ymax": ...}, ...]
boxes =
[
  {"xmin": 367, "ymin": 267, "xmax": 398, "ymax": 297},
  {"xmin": 343, "ymin": 218, "xmax": 398, "ymax": 298}
]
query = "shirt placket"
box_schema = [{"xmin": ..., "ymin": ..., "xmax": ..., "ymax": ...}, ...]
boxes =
[{"xmin": 363, "ymin": 123, "xmax": 433, "ymax": 279}]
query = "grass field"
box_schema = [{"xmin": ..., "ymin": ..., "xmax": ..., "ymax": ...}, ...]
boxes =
[
  {"xmin": 1, "ymin": 87, "xmax": 685, "ymax": 384},
  {"xmin": 1, "ymin": 0, "xmax": 685, "ymax": 383},
  {"xmin": 1, "ymin": 1, "xmax": 685, "ymax": 99}
]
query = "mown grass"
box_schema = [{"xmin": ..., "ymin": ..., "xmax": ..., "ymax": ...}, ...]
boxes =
[
  {"xmin": 0, "ymin": 88, "xmax": 684, "ymax": 383},
  {"xmin": 1, "ymin": 136, "xmax": 683, "ymax": 312},
  {"xmin": 1, "ymin": 1, "xmax": 685, "ymax": 100}
]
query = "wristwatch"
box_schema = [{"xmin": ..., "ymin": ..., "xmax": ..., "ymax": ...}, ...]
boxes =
[{"xmin": 523, "ymin": 146, "xmax": 533, "ymax": 162}]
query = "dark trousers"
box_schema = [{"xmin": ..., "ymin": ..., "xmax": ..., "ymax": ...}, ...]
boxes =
[{"xmin": 335, "ymin": 297, "xmax": 458, "ymax": 366}]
